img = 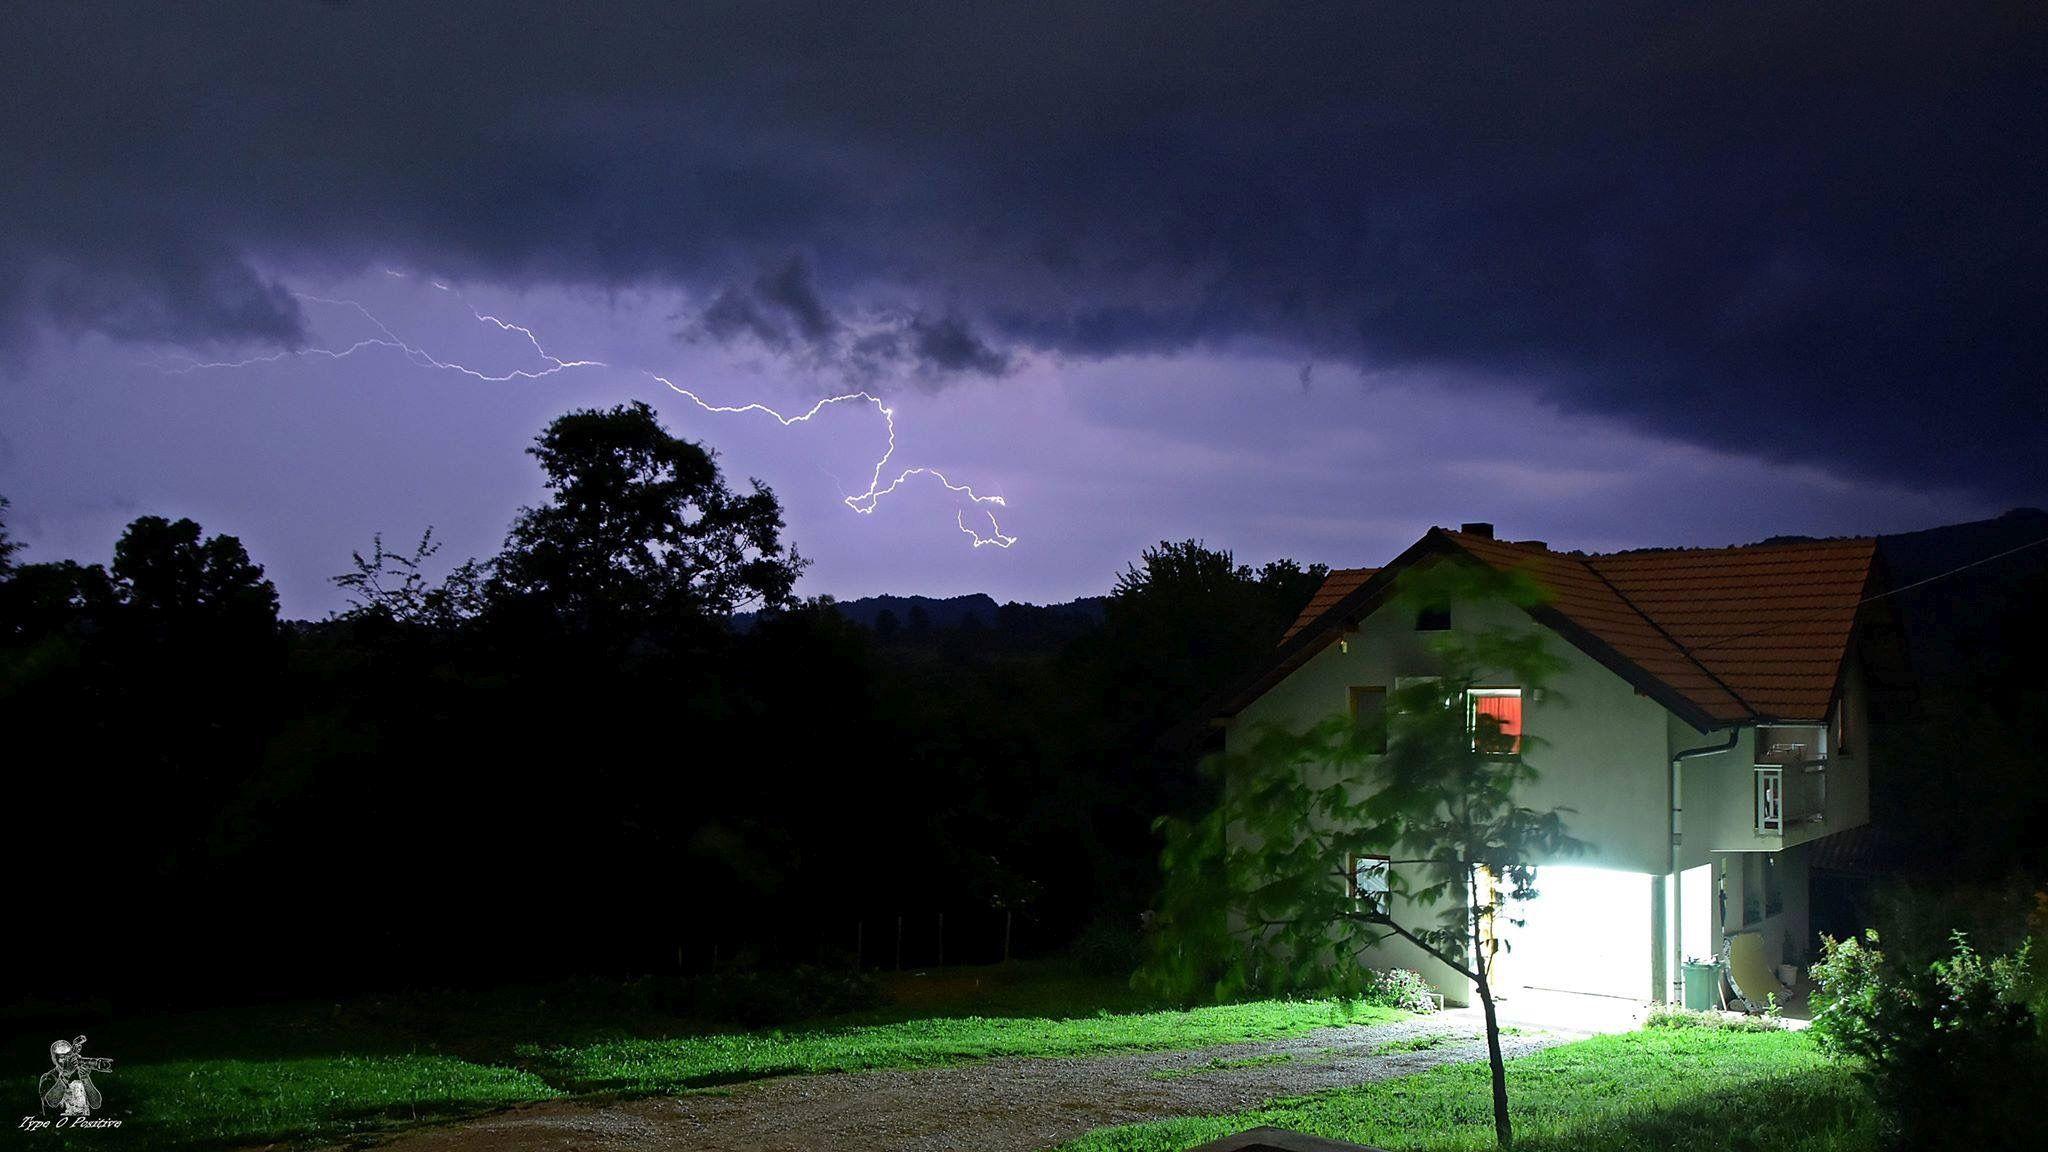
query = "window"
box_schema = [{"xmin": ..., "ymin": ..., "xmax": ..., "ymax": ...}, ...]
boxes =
[
  {"xmin": 1348, "ymin": 686, "xmax": 1387, "ymax": 753},
  {"xmin": 1415, "ymin": 605, "xmax": 1451, "ymax": 631},
  {"xmin": 1467, "ymin": 688, "xmax": 1523, "ymax": 754},
  {"xmin": 1348, "ymin": 854, "xmax": 1389, "ymax": 913}
]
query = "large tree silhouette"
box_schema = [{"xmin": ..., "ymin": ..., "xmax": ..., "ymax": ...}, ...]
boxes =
[{"xmin": 493, "ymin": 402, "xmax": 804, "ymax": 633}]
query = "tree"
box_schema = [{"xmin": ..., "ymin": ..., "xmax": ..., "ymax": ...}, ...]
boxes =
[
  {"xmin": 332, "ymin": 528, "xmax": 489, "ymax": 629},
  {"xmin": 1142, "ymin": 561, "xmax": 1583, "ymax": 1148},
  {"xmin": 110, "ymin": 515, "xmax": 279, "ymax": 634},
  {"xmin": 0, "ymin": 495, "xmax": 18, "ymax": 578},
  {"xmin": 493, "ymin": 402, "xmax": 805, "ymax": 631}
]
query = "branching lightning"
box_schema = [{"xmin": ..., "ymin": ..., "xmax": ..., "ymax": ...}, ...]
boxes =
[
  {"xmin": 151, "ymin": 279, "xmax": 605, "ymax": 382},
  {"xmin": 649, "ymin": 374, "xmax": 1017, "ymax": 548},
  {"xmin": 149, "ymin": 274, "xmax": 1018, "ymax": 549}
]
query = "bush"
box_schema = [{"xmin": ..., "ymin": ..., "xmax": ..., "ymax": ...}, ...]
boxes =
[
  {"xmin": 1071, "ymin": 916, "xmax": 1146, "ymax": 979},
  {"xmin": 647, "ymin": 965, "xmax": 885, "ymax": 1028},
  {"xmin": 1810, "ymin": 929, "xmax": 2038, "ymax": 1150},
  {"xmin": 1362, "ymin": 967, "xmax": 1438, "ymax": 1014},
  {"xmin": 1643, "ymin": 1003, "xmax": 1784, "ymax": 1033}
]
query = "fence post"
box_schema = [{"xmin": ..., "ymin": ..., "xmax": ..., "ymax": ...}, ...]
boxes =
[
  {"xmin": 937, "ymin": 912, "xmax": 945, "ymax": 968},
  {"xmin": 895, "ymin": 913, "xmax": 904, "ymax": 971},
  {"xmin": 1003, "ymin": 910, "xmax": 1013, "ymax": 964},
  {"xmin": 855, "ymin": 920, "xmax": 864, "ymax": 971}
]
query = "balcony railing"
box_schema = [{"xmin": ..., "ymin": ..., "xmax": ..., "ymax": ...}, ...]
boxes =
[{"xmin": 1755, "ymin": 763, "xmax": 1826, "ymax": 835}]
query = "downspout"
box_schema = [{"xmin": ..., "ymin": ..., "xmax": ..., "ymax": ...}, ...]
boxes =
[{"xmin": 1669, "ymin": 727, "xmax": 1740, "ymax": 1000}]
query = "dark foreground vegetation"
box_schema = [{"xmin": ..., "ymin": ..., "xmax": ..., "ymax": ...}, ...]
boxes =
[
  {"xmin": 5, "ymin": 407, "xmax": 2047, "ymax": 1152},
  {"xmin": 0, "ymin": 405, "xmax": 1322, "ymax": 1013}
]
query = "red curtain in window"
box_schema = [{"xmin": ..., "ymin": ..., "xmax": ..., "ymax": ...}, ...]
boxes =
[{"xmin": 1473, "ymin": 693, "xmax": 1522, "ymax": 752}]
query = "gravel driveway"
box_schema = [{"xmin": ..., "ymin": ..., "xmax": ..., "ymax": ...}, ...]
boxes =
[{"xmin": 358, "ymin": 1011, "xmax": 1581, "ymax": 1152}]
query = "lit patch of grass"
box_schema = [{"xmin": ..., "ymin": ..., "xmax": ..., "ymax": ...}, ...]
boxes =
[
  {"xmin": 1370, "ymin": 1032, "xmax": 1459, "ymax": 1056},
  {"xmin": 1057, "ymin": 1029, "xmax": 1875, "ymax": 1152},
  {"xmin": 1151, "ymin": 1052, "xmax": 1300, "ymax": 1081},
  {"xmin": 536, "ymin": 998, "xmax": 1403, "ymax": 1093},
  {"xmin": 31, "ymin": 964, "xmax": 1405, "ymax": 1150},
  {"xmin": 79, "ymin": 1054, "xmax": 556, "ymax": 1150}
]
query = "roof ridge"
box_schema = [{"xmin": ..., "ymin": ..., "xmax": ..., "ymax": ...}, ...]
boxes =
[
  {"xmin": 1586, "ymin": 536, "xmax": 1878, "ymax": 560},
  {"xmin": 1580, "ymin": 552, "xmax": 1763, "ymax": 720}
]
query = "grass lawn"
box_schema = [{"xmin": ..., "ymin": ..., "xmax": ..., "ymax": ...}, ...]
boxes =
[
  {"xmin": 535, "ymin": 996, "xmax": 1397, "ymax": 1093},
  {"xmin": 1057, "ymin": 1027, "xmax": 1877, "ymax": 1152},
  {"xmin": 10, "ymin": 962, "xmax": 1395, "ymax": 1150}
]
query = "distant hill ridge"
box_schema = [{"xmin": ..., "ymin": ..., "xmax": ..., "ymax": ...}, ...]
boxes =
[{"xmin": 736, "ymin": 592, "xmax": 1108, "ymax": 631}]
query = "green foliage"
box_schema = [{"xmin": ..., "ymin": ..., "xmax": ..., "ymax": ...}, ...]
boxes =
[
  {"xmin": 540, "ymin": 996, "xmax": 1398, "ymax": 1093},
  {"xmin": 1363, "ymin": 967, "xmax": 1441, "ymax": 1015},
  {"xmin": 1643, "ymin": 1004, "xmax": 1786, "ymax": 1033},
  {"xmin": 1149, "ymin": 1052, "xmax": 1297, "ymax": 1080},
  {"xmin": 108, "ymin": 1054, "xmax": 555, "ymax": 1151},
  {"xmin": 1370, "ymin": 1031, "xmax": 1456, "ymax": 1055},
  {"xmin": 1141, "ymin": 562, "xmax": 1580, "ymax": 999},
  {"xmin": 1140, "ymin": 559, "xmax": 1581, "ymax": 1146},
  {"xmin": 1810, "ymin": 929, "xmax": 2038, "ymax": 1150},
  {"xmin": 29, "ymin": 965, "xmax": 1395, "ymax": 1150},
  {"xmin": 1058, "ymin": 1029, "xmax": 1869, "ymax": 1152}
]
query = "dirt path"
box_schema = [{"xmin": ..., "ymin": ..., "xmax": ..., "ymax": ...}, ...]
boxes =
[{"xmin": 361, "ymin": 1011, "xmax": 1582, "ymax": 1152}]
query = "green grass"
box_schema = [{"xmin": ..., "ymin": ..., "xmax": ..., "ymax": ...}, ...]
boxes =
[
  {"xmin": 534, "ymin": 997, "xmax": 1401, "ymax": 1093},
  {"xmin": 14, "ymin": 962, "xmax": 1400, "ymax": 1150},
  {"xmin": 1370, "ymin": 1032, "xmax": 1458, "ymax": 1056},
  {"xmin": 107, "ymin": 1054, "xmax": 557, "ymax": 1149},
  {"xmin": 1058, "ymin": 1028, "xmax": 1877, "ymax": 1152},
  {"xmin": 1151, "ymin": 1052, "xmax": 1301, "ymax": 1081}
]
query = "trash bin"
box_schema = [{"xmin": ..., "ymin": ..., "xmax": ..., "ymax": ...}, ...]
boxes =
[{"xmin": 1682, "ymin": 961, "xmax": 1720, "ymax": 1011}]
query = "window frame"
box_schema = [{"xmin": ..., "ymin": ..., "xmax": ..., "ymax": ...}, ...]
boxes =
[
  {"xmin": 1465, "ymin": 686, "xmax": 1524, "ymax": 755},
  {"xmin": 1347, "ymin": 852, "xmax": 1390, "ymax": 914}
]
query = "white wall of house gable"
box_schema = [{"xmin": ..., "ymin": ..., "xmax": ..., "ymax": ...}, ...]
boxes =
[{"xmin": 1227, "ymin": 595, "xmax": 1678, "ymax": 876}]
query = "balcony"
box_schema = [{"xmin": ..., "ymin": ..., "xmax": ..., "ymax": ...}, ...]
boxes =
[{"xmin": 1755, "ymin": 764, "xmax": 1825, "ymax": 835}]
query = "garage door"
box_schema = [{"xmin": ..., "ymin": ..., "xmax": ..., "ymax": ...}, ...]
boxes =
[{"xmin": 1495, "ymin": 865, "xmax": 1653, "ymax": 1001}]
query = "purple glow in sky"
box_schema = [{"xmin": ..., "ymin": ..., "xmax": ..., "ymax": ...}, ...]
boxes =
[
  {"xmin": 3, "ymin": 4, "xmax": 2042, "ymax": 616},
  {"xmin": 0, "ymin": 271, "xmax": 1997, "ymax": 618}
]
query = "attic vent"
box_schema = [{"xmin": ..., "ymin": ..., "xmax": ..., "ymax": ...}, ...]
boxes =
[{"xmin": 1460, "ymin": 522, "xmax": 1495, "ymax": 539}]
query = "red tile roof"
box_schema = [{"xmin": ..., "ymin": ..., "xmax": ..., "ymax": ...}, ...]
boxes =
[
  {"xmin": 1248, "ymin": 530, "xmax": 1877, "ymax": 727},
  {"xmin": 1278, "ymin": 567, "xmax": 1376, "ymax": 644}
]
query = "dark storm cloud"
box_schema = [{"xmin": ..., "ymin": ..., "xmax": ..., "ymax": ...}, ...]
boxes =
[
  {"xmin": 3, "ymin": 1, "xmax": 2044, "ymax": 495},
  {"xmin": 908, "ymin": 312, "xmax": 1011, "ymax": 378},
  {"xmin": 685, "ymin": 253, "xmax": 1012, "ymax": 381},
  {"xmin": 693, "ymin": 256, "xmax": 839, "ymax": 353}
]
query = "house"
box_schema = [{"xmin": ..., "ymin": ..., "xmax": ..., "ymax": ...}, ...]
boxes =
[{"xmin": 1212, "ymin": 522, "xmax": 1888, "ymax": 1011}]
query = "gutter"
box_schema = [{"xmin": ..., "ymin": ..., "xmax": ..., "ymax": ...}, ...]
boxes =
[{"xmin": 1668, "ymin": 727, "xmax": 1740, "ymax": 1001}]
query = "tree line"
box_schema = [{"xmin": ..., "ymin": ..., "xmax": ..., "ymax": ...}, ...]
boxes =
[{"xmin": 0, "ymin": 404, "xmax": 1323, "ymax": 1008}]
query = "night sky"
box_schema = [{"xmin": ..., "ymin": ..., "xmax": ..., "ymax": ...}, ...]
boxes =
[{"xmin": 4, "ymin": 2, "xmax": 2043, "ymax": 617}]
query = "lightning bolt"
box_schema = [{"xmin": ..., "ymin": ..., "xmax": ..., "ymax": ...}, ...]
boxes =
[
  {"xmin": 150, "ymin": 274, "xmax": 1017, "ymax": 549},
  {"xmin": 649, "ymin": 374, "xmax": 1016, "ymax": 547},
  {"xmin": 150, "ymin": 285, "xmax": 606, "ymax": 382}
]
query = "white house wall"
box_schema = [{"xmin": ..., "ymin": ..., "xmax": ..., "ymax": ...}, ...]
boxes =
[
  {"xmin": 1226, "ymin": 593, "xmax": 1682, "ymax": 1005},
  {"xmin": 1229, "ymin": 595, "xmax": 1679, "ymax": 875}
]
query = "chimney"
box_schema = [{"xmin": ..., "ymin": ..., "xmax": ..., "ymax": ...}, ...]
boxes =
[{"xmin": 1459, "ymin": 521, "xmax": 1495, "ymax": 539}]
